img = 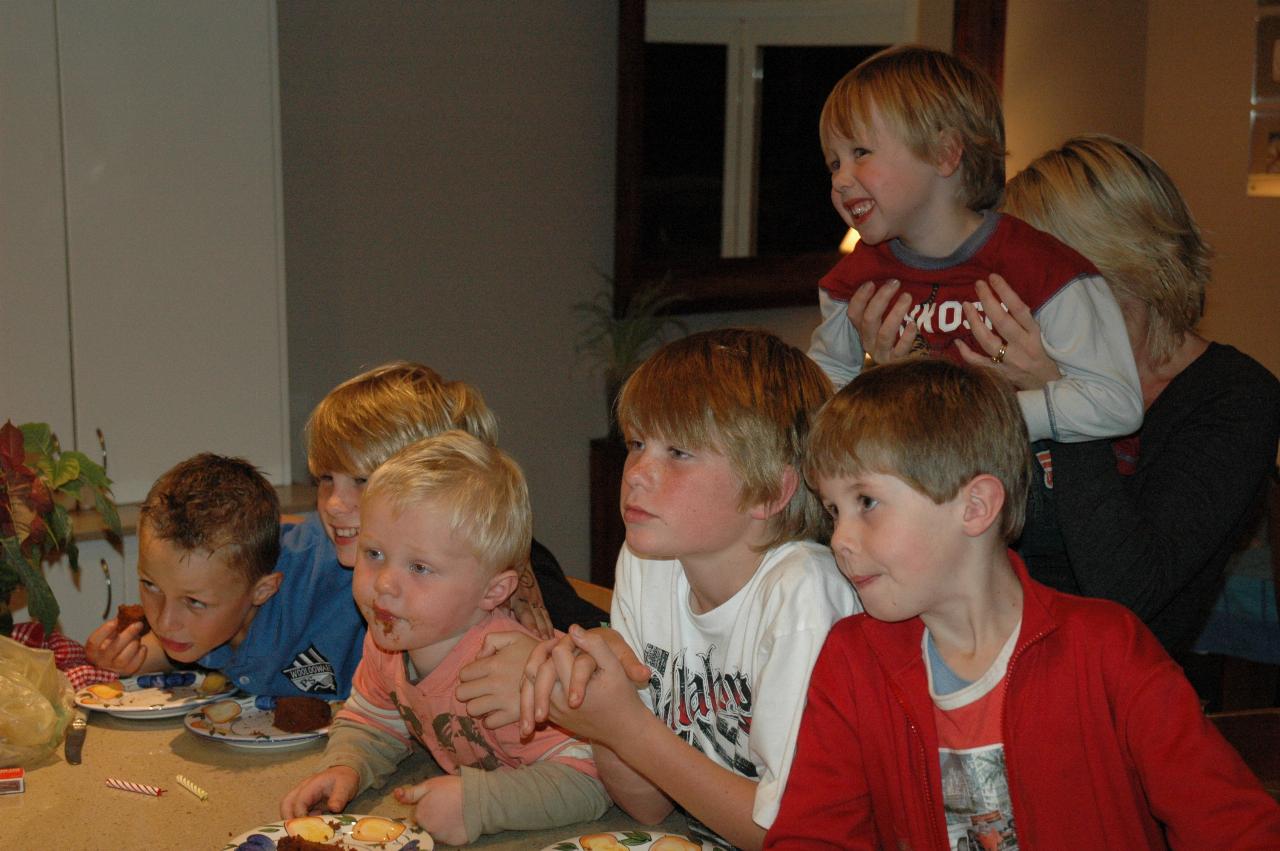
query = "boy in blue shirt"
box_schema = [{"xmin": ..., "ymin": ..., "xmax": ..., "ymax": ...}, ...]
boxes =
[{"xmin": 86, "ymin": 452, "xmax": 365, "ymax": 698}]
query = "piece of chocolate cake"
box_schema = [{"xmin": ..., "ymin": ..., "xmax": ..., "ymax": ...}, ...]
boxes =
[
  {"xmin": 272, "ymin": 696, "xmax": 332, "ymax": 733},
  {"xmin": 116, "ymin": 603, "xmax": 150, "ymax": 635}
]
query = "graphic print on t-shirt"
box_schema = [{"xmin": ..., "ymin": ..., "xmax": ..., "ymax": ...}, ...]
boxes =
[
  {"xmin": 644, "ymin": 642, "xmax": 757, "ymax": 778},
  {"xmin": 280, "ymin": 645, "xmax": 338, "ymax": 694},
  {"xmin": 941, "ymin": 744, "xmax": 1019, "ymax": 850}
]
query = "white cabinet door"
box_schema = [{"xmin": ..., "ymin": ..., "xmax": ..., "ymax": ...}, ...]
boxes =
[
  {"xmin": 0, "ymin": 0, "xmax": 74, "ymax": 439},
  {"xmin": 56, "ymin": 0, "xmax": 290, "ymax": 502}
]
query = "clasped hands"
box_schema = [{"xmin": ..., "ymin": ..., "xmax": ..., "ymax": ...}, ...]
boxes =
[
  {"xmin": 516, "ymin": 625, "xmax": 652, "ymax": 746},
  {"xmin": 848, "ymin": 273, "xmax": 1061, "ymax": 389}
]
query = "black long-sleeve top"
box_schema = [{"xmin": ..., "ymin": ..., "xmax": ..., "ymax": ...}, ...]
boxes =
[{"xmin": 1018, "ymin": 342, "xmax": 1280, "ymax": 660}]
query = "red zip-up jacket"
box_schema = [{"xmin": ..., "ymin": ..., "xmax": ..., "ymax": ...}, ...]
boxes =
[{"xmin": 765, "ymin": 553, "xmax": 1280, "ymax": 849}]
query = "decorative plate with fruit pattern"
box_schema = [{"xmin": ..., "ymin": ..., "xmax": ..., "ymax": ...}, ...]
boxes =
[{"xmin": 225, "ymin": 814, "xmax": 432, "ymax": 850}]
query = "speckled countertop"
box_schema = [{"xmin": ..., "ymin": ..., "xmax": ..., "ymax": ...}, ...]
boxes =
[{"xmin": 4, "ymin": 712, "xmax": 697, "ymax": 850}]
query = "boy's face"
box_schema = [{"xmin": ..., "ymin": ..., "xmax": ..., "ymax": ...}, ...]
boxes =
[
  {"xmin": 316, "ymin": 471, "xmax": 368, "ymax": 567},
  {"xmin": 353, "ymin": 494, "xmax": 504, "ymax": 664},
  {"xmin": 827, "ymin": 102, "xmax": 951, "ymax": 253},
  {"xmin": 137, "ymin": 526, "xmax": 276, "ymax": 664},
  {"xmin": 816, "ymin": 470, "xmax": 965, "ymax": 622},
  {"xmin": 620, "ymin": 429, "xmax": 761, "ymax": 569}
]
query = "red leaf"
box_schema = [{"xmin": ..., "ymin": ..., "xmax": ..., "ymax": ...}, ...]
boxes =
[
  {"xmin": 0, "ymin": 421, "xmax": 24, "ymax": 471},
  {"xmin": 27, "ymin": 477, "xmax": 53, "ymax": 514},
  {"xmin": 21, "ymin": 513, "xmax": 47, "ymax": 555}
]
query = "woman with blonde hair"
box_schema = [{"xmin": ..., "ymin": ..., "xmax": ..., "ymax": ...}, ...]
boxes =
[{"xmin": 980, "ymin": 135, "xmax": 1279, "ymax": 674}]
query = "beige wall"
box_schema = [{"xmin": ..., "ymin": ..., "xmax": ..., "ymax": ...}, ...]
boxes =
[
  {"xmin": 279, "ymin": 2, "xmax": 616, "ymax": 575},
  {"xmin": 1006, "ymin": 0, "xmax": 1280, "ymax": 380},
  {"xmin": 1145, "ymin": 0, "xmax": 1280, "ymax": 379}
]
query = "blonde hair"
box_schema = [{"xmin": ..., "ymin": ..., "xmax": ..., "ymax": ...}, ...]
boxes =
[
  {"xmin": 364, "ymin": 430, "xmax": 532, "ymax": 573},
  {"xmin": 306, "ymin": 361, "xmax": 497, "ymax": 477},
  {"xmin": 617, "ymin": 328, "xmax": 833, "ymax": 548},
  {"xmin": 820, "ymin": 44, "xmax": 1005, "ymax": 211},
  {"xmin": 1002, "ymin": 134, "xmax": 1209, "ymax": 366},
  {"xmin": 805, "ymin": 359, "xmax": 1030, "ymax": 542},
  {"xmin": 140, "ymin": 453, "xmax": 281, "ymax": 584}
]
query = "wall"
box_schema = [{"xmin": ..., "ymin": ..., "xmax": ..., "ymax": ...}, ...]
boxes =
[
  {"xmin": 1145, "ymin": 0, "xmax": 1280, "ymax": 380},
  {"xmin": 278, "ymin": 2, "xmax": 617, "ymax": 575},
  {"xmin": 1004, "ymin": 0, "xmax": 1280, "ymax": 382}
]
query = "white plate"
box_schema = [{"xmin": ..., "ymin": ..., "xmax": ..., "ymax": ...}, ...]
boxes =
[
  {"xmin": 223, "ymin": 814, "xmax": 433, "ymax": 850},
  {"xmin": 541, "ymin": 830, "xmax": 720, "ymax": 851},
  {"xmin": 73, "ymin": 673, "xmax": 236, "ymax": 719},
  {"xmin": 184, "ymin": 700, "xmax": 332, "ymax": 749}
]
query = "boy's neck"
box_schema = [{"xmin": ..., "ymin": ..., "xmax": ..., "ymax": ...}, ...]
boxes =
[
  {"xmin": 679, "ymin": 534, "xmax": 771, "ymax": 614},
  {"xmin": 900, "ymin": 206, "xmax": 985, "ymax": 259},
  {"xmin": 919, "ymin": 546, "xmax": 1023, "ymax": 682},
  {"xmin": 405, "ymin": 609, "xmax": 491, "ymax": 676}
]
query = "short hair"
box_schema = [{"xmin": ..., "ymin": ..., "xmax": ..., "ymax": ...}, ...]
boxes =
[
  {"xmin": 139, "ymin": 453, "xmax": 281, "ymax": 583},
  {"xmin": 819, "ymin": 44, "xmax": 1006, "ymax": 211},
  {"xmin": 1002, "ymin": 134, "xmax": 1210, "ymax": 366},
  {"xmin": 616, "ymin": 328, "xmax": 833, "ymax": 548},
  {"xmin": 363, "ymin": 430, "xmax": 531, "ymax": 574},
  {"xmin": 306, "ymin": 361, "xmax": 497, "ymax": 477},
  {"xmin": 805, "ymin": 359, "xmax": 1029, "ymax": 542}
]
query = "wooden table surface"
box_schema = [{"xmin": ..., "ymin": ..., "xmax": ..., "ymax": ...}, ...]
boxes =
[{"xmin": 3, "ymin": 710, "xmax": 699, "ymax": 850}]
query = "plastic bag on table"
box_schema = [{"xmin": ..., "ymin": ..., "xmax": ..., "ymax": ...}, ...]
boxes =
[{"xmin": 0, "ymin": 635, "xmax": 74, "ymax": 766}]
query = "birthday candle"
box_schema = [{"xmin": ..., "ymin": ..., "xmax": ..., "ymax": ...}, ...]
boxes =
[
  {"xmin": 105, "ymin": 777, "xmax": 165, "ymax": 797},
  {"xmin": 175, "ymin": 774, "xmax": 209, "ymax": 801}
]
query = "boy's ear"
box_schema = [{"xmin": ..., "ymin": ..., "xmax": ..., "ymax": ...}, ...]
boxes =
[
  {"xmin": 935, "ymin": 129, "xmax": 964, "ymax": 178},
  {"xmin": 478, "ymin": 568, "xmax": 520, "ymax": 613},
  {"xmin": 750, "ymin": 465, "xmax": 799, "ymax": 521},
  {"xmin": 960, "ymin": 474, "xmax": 1005, "ymax": 538},
  {"xmin": 250, "ymin": 571, "xmax": 284, "ymax": 606}
]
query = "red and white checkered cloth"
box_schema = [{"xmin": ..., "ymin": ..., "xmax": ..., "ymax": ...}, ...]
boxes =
[{"xmin": 9, "ymin": 622, "xmax": 121, "ymax": 690}]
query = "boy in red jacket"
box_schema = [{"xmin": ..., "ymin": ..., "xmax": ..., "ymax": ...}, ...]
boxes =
[{"xmin": 765, "ymin": 358, "xmax": 1280, "ymax": 849}]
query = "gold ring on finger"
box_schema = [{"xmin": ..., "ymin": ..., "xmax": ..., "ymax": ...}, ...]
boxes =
[{"xmin": 992, "ymin": 343, "xmax": 1007, "ymax": 365}]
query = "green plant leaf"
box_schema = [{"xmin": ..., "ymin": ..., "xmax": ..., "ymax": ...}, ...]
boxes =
[
  {"xmin": 47, "ymin": 502, "xmax": 71, "ymax": 548},
  {"xmin": 3, "ymin": 536, "xmax": 59, "ymax": 632},
  {"xmin": 93, "ymin": 487, "xmax": 122, "ymax": 537},
  {"xmin": 53, "ymin": 455, "xmax": 80, "ymax": 489},
  {"xmin": 64, "ymin": 536, "xmax": 80, "ymax": 575},
  {"xmin": 18, "ymin": 422, "xmax": 53, "ymax": 457},
  {"xmin": 64, "ymin": 450, "xmax": 110, "ymax": 490}
]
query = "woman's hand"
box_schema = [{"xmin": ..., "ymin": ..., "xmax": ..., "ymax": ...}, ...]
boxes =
[
  {"xmin": 847, "ymin": 279, "xmax": 917, "ymax": 365},
  {"xmin": 504, "ymin": 558, "xmax": 553, "ymax": 639},
  {"xmin": 955, "ymin": 274, "xmax": 1062, "ymax": 390},
  {"xmin": 456, "ymin": 630, "xmax": 538, "ymax": 729}
]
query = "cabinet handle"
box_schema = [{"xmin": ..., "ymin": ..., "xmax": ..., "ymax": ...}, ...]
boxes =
[{"xmin": 100, "ymin": 558, "xmax": 112, "ymax": 620}]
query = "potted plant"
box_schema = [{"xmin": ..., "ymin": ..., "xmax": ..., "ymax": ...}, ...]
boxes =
[
  {"xmin": 574, "ymin": 273, "xmax": 688, "ymax": 434},
  {"xmin": 0, "ymin": 421, "xmax": 120, "ymax": 635}
]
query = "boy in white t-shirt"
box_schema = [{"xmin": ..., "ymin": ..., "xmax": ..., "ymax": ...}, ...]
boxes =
[{"xmin": 522, "ymin": 328, "xmax": 859, "ymax": 851}]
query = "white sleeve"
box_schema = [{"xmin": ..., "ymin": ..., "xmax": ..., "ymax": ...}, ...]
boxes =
[
  {"xmin": 807, "ymin": 289, "xmax": 864, "ymax": 391},
  {"xmin": 609, "ymin": 546, "xmax": 652, "ymax": 712},
  {"xmin": 1019, "ymin": 274, "xmax": 1144, "ymax": 443},
  {"xmin": 748, "ymin": 548, "xmax": 858, "ymax": 828}
]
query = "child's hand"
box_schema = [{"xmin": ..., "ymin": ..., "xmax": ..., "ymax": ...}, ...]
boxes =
[
  {"xmin": 84, "ymin": 618, "xmax": 150, "ymax": 676},
  {"xmin": 520, "ymin": 626, "xmax": 650, "ymax": 739},
  {"xmin": 394, "ymin": 775, "xmax": 466, "ymax": 847},
  {"xmin": 278, "ymin": 765, "xmax": 360, "ymax": 819},
  {"xmin": 955, "ymin": 275, "xmax": 1060, "ymax": 390},
  {"xmin": 504, "ymin": 559, "xmax": 553, "ymax": 639},
  {"xmin": 456, "ymin": 630, "xmax": 537, "ymax": 729},
  {"xmin": 847, "ymin": 279, "xmax": 917, "ymax": 364},
  {"xmin": 525, "ymin": 626, "xmax": 651, "ymax": 748}
]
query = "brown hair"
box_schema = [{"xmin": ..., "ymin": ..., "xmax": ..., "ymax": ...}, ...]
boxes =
[
  {"xmin": 139, "ymin": 453, "xmax": 281, "ymax": 583},
  {"xmin": 617, "ymin": 328, "xmax": 833, "ymax": 548},
  {"xmin": 820, "ymin": 44, "xmax": 1006, "ymax": 211},
  {"xmin": 306, "ymin": 361, "xmax": 497, "ymax": 477},
  {"xmin": 805, "ymin": 359, "xmax": 1030, "ymax": 541},
  {"xmin": 1002, "ymin": 134, "xmax": 1210, "ymax": 366}
]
